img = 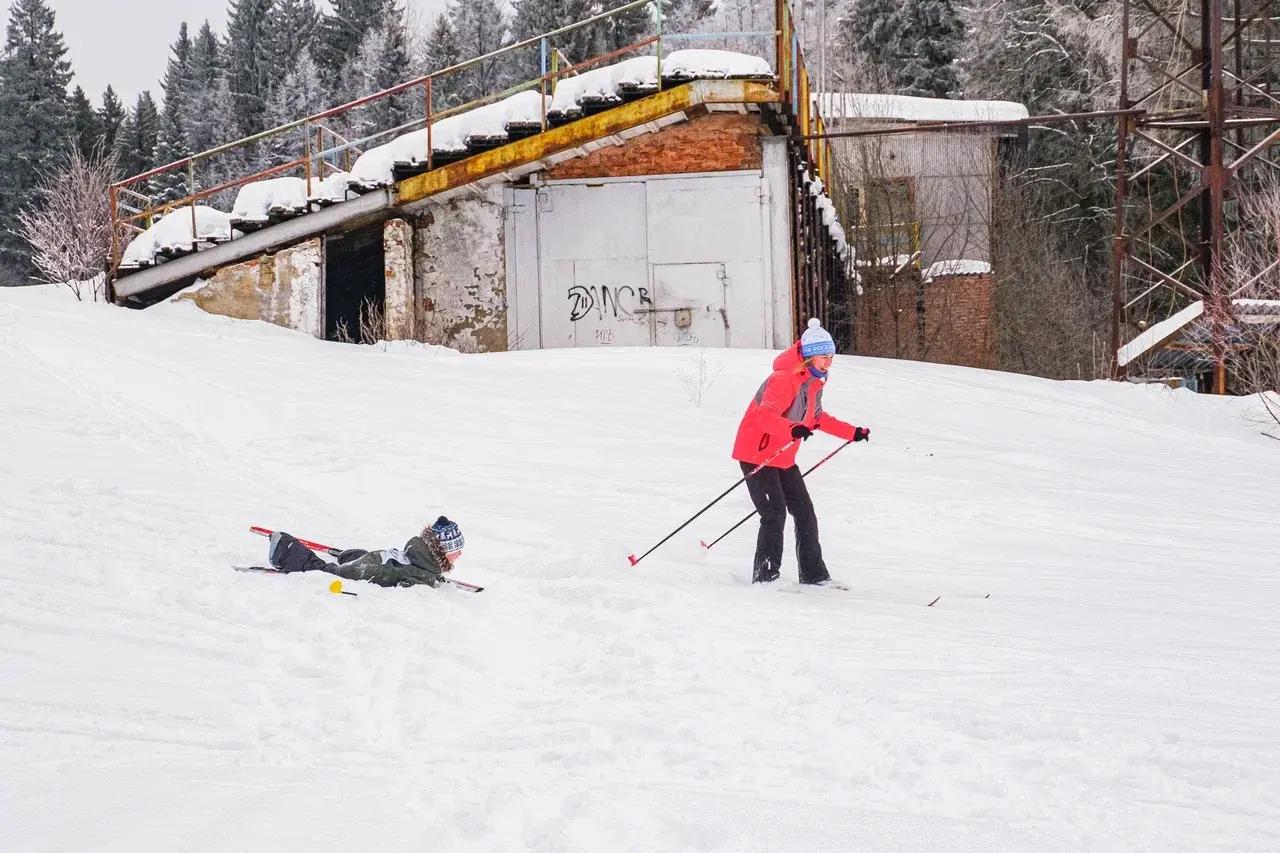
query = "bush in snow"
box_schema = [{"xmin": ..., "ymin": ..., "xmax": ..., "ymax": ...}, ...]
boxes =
[{"xmin": 16, "ymin": 148, "xmax": 116, "ymax": 301}]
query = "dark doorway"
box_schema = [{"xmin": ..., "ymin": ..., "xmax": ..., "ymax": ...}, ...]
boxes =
[{"xmin": 324, "ymin": 225, "xmax": 385, "ymax": 342}]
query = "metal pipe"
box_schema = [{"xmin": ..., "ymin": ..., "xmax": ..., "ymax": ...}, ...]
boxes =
[{"xmin": 803, "ymin": 109, "xmax": 1147, "ymax": 140}]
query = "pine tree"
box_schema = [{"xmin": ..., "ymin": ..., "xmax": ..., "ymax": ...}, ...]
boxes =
[
  {"xmin": 111, "ymin": 91, "xmax": 160, "ymax": 186},
  {"xmin": 964, "ymin": 0, "xmax": 1116, "ymax": 270},
  {"xmin": 448, "ymin": 0, "xmax": 510, "ymax": 103},
  {"xmin": 263, "ymin": 49, "xmax": 328, "ymax": 165},
  {"xmin": 841, "ymin": 0, "xmax": 962, "ymax": 98},
  {"xmin": 0, "ymin": 0, "xmax": 74, "ymax": 273},
  {"xmin": 267, "ymin": 0, "xmax": 321, "ymax": 75},
  {"xmin": 509, "ymin": 0, "xmax": 596, "ymax": 68},
  {"xmin": 663, "ymin": 0, "xmax": 715, "ymax": 33},
  {"xmin": 150, "ymin": 23, "xmax": 195, "ymax": 202},
  {"xmin": 97, "ymin": 85, "xmax": 125, "ymax": 153},
  {"xmin": 601, "ymin": 3, "xmax": 652, "ymax": 54},
  {"xmin": 336, "ymin": 22, "xmax": 412, "ymax": 137},
  {"xmin": 315, "ymin": 0, "xmax": 404, "ymax": 86},
  {"xmin": 225, "ymin": 0, "xmax": 277, "ymax": 138},
  {"xmin": 70, "ymin": 86, "xmax": 102, "ymax": 159},
  {"xmin": 419, "ymin": 13, "xmax": 463, "ymax": 110},
  {"xmin": 182, "ymin": 21, "xmax": 241, "ymax": 181}
]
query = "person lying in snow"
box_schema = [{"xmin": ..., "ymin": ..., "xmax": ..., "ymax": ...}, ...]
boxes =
[
  {"xmin": 731, "ymin": 318, "xmax": 870, "ymax": 586},
  {"xmin": 266, "ymin": 516, "xmax": 464, "ymax": 588}
]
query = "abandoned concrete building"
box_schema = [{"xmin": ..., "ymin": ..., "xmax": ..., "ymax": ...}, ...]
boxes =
[
  {"xmin": 816, "ymin": 93, "xmax": 1029, "ymax": 369},
  {"xmin": 110, "ymin": 9, "xmax": 848, "ymax": 355}
]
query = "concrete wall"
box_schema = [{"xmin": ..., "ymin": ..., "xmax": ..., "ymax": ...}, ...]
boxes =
[
  {"xmin": 383, "ymin": 218, "xmax": 414, "ymax": 340},
  {"xmin": 177, "ymin": 238, "xmax": 322, "ymax": 336},
  {"xmin": 411, "ymin": 187, "xmax": 508, "ymax": 352}
]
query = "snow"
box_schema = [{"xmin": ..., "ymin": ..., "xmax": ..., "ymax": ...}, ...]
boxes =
[
  {"xmin": 924, "ymin": 259, "xmax": 993, "ymax": 280},
  {"xmin": 817, "ymin": 93, "xmax": 1029, "ymax": 125},
  {"xmin": 8, "ymin": 267, "xmax": 1280, "ymax": 851},
  {"xmin": 1117, "ymin": 301, "xmax": 1206, "ymax": 367},
  {"xmin": 309, "ymin": 170, "xmax": 353, "ymax": 205},
  {"xmin": 230, "ymin": 177, "xmax": 310, "ymax": 225},
  {"xmin": 661, "ymin": 49, "xmax": 773, "ymax": 80},
  {"xmin": 348, "ymin": 91, "xmax": 552, "ymax": 188},
  {"xmin": 120, "ymin": 207, "xmax": 238, "ymax": 268},
  {"xmin": 549, "ymin": 63, "xmax": 622, "ymax": 118}
]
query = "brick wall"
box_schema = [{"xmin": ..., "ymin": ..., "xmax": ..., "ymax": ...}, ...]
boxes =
[
  {"xmin": 545, "ymin": 111, "xmax": 765, "ymax": 180},
  {"xmin": 854, "ymin": 272, "xmax": 996, "ymax": 369}
]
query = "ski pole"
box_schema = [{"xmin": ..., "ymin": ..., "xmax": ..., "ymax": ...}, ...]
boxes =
[
  {"xmin": 249, "ymin": 526, "xmax": 484, "ymax": 592},
  {"xmin": 626, "ymin": 439, "xmax": 798, "ymax": 567},
  {"xmin": 699, "ymin": 438, "xmax": 856, "ymax": 551}
]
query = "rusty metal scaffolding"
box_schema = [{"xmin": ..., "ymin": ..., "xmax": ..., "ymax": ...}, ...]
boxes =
[{"xmin": 1112, "ymin": 0, "xmax": 1280, "ymax": 392}]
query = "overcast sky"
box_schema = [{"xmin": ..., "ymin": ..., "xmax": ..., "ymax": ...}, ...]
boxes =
[{"xmin": 14, "ymin": 0, "xmax": 448, "ymax": 104}]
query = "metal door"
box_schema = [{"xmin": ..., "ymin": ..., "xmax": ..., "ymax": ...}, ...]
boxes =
[{"xmin": 650, "ymin": 262, "xmax": 728, "ymax": 347}]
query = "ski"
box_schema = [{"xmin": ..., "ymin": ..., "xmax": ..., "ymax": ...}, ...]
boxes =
[{"xmin": 233, "ymin": 565, "xmax": 285, "ymax": 574}]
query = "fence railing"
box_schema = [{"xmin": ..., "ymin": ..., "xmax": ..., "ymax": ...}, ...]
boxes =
[{"xmin": 109, "ymin": 0, "xmax": 835, "ymax": 272}]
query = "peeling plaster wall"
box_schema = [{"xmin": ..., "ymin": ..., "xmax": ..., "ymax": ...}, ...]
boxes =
[
  {"xmin": 412, "ymin": 188, "xmax": 508, "ymax": 352},
  {"xmin": 177, "ymin": 238, "xmax": 323, "ymax": 337},
  {"xmin": 383, "ymin": 218, "xmax": 414, "ymax": 340}
]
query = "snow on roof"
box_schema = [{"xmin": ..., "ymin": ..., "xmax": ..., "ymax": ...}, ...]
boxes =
[
  {"xmin": 121, "ymin": 51, "xmax": 777, "ymax": 266},
  {"xmin": 816, "ymin": 93, "xmax": 1029, "ymax": 125},
  {"xmin": 1117, "ymin": 298, "xmax": 1280, "ymax": 367},
  {"xmin": 309, "ymin": 170, "xmax": 352, "ymax": 205},
  {"xmin": 231, "ymin": 177, "xmax": 309, "ymax": 225},
  {"xmin": 662, "ymin": 49, "xmax": 772, "ymax": 80},
  {"xmin": 350, "ymin": 91, "xmax": 552, "ymax": 188},
  {"xmin": 1117, "ymin": 301, "xmax": 1206, "ymax": 367},
  {"xmin": 121, "ymin": 207, "xmax": 237, "ymax": 268},
  {"xmin": 925, "ymin": 259, "xmax": 992, "ymax": 280}
]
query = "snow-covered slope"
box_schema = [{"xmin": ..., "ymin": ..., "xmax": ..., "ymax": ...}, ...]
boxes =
[{"xmin": 2, "ymin": 286, "xmax": 1278, "ymax": 852}]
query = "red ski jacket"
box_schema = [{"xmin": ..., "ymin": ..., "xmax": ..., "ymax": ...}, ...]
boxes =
[{"xmin": 731, "ymin": 342, "xmax": 856, "ymax": 469}]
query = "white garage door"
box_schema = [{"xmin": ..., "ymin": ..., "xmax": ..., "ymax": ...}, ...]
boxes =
[{"xmin": 507, "ymin": 171, "xmax": 773, "ymax": 349}]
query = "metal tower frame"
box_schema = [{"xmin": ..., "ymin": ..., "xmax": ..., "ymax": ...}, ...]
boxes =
[{"xmin": 1112, "ymin": 0, "xmax": 1280, "ymax": 392}]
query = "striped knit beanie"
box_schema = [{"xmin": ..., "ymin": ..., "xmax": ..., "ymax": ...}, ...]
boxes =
[
  {"xmin": 799, "ymin": 318, "xmax": 836, "ymax": 358},
  {"xmin": 429, "ymin": 516, "xmax": 465, "ymax": 554}
]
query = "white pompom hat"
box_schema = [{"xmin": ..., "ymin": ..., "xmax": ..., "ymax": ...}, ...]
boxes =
[{"xmin": 799, "ymin": 317, "xmax": 836, "ymax": 358}]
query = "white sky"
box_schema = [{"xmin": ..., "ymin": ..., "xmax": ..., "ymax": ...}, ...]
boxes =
[{"xmin": 10, "ymin": 0, "xmax": 449, "ymax": 104}]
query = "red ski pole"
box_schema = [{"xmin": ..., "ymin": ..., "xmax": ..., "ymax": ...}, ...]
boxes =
[
  {"xmin": 626, "ymin": 439, "xmax": 798, "ymax": 567},
  {"xmin": 699, "ymin": 438, "xmax": 856, "ymax": 551},
  {"xmin": 249, "ymin": 526, "xmax": 484, "ymax": 592}
]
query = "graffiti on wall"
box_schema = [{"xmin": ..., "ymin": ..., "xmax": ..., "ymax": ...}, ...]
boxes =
[{"xmin": 567, "ymin": 285, "xmax": 652, "ymax": 323}]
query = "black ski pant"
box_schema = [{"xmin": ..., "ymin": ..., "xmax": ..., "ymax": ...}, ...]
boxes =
[
  {"xmin": 270, "ymin": 532, "xmax": 368, "ymax": 573},
  {"xmin": 740, "ymin": 462, "xmax": 830, "ymax": 584}
]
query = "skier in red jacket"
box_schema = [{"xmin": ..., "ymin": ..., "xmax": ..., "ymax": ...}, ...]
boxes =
[{"xmin": 732, "ymin": 318, "xmax": 870, "ymax": 585}]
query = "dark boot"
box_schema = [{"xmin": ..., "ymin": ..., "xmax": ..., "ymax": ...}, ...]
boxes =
[{"xmin": 268, "ymin": 531, "xmax": 330, "ymax": 574}]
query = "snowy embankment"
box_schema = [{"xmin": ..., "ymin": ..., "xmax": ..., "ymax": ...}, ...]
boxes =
[{"xmin": 2, "ymin": 287, "xmax": 1279, "ymax": 852}]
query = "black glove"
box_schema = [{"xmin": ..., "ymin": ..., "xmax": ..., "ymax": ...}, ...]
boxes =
[
  {"xmin": 791, "ymin": 424, "xmax": 813, "ymax": 441},
  {"xmin": 853, "ymin": 427, "xmax": 871, "ymax": 443}
]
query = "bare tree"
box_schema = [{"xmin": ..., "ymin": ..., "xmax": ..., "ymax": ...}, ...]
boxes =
[
  {"xmin": 1221, "ymin": 178, "xmax": 1280, "ymax": 397},
  {"xmin": 992, "ymin": 169, "xmax": 1110, "ymax": 379},
  {"xmin": 15, "ymin": 147, "xmax": 117, "ymax": 301}
]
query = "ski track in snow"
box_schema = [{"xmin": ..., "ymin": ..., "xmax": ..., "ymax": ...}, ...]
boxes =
[{"xmin": 1, "ymin": 288, "xmax": 1279, "ymax": 851}]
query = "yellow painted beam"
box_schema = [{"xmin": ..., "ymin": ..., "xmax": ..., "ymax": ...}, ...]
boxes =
[{"xmin": 395, "ymin": 80, "xmax": 780, "ymax": 207}]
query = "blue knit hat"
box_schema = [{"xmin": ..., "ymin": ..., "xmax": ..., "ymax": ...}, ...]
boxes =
[
  {"xmin": 429, "ymin": 516, "xmax": 465, "ymax": 554},
  {"xmin": 799, "ymin": 318, "xmax": 836, "ymax": 358}
]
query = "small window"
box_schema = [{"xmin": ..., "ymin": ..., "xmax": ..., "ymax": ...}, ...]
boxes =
[{"xmin": 854, "ymin": 178, "xmax": 920, "ymax": 262}]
